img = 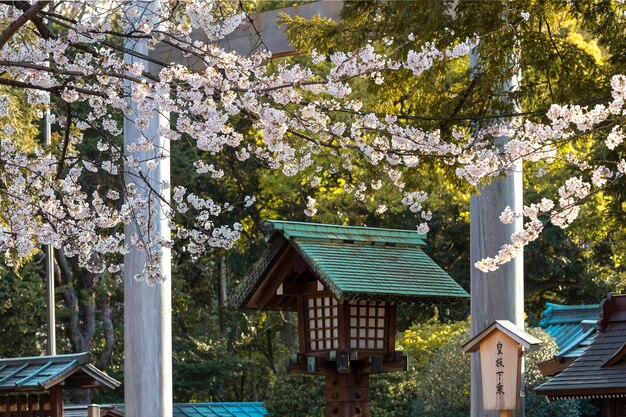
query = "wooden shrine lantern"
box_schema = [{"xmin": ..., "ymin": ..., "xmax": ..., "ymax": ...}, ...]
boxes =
[
  {"xmin": 231, "ymin": 220, "xmax": 469, "ymax": 417},
  {"xmin": 462, "ymin": 321, "xmax": 542, "ymax": 417}
]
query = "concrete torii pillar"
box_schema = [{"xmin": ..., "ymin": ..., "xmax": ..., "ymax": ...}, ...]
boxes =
[{"xmin": 123, "ymin": 2, "xmax": 172, "ymax": 417}]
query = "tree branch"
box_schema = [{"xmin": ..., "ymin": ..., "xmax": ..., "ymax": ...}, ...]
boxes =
[
  {"xmin": 0, "ymin": 0, "xmax": 52, "ymax": 39},
  {"xmin": 0, "ymin": 76, "xmax": 107, "ymax": 97},
  {"xmin": 0, "ymin": 1, "xmax": 49, "ymax": 50},
  {"xmin": 57, "ymin": 103, "xmax": 72, "ymax": 179}
]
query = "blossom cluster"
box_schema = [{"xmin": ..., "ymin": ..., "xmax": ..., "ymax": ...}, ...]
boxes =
[{"xmin": 0, "ymin": 1, "xmax": 622, "ymax": 280}]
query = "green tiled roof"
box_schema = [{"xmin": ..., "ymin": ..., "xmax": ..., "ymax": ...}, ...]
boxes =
[
  {"xmin": 0, "ymin": 352, "xmax": 120, "ymax": 391},
  {"xmin": 231, "ymin": 220, "xmax": 468, "ymax": 307},
  {"xmin": 173, "ymin": 403, "xmax": 267, "ymax": 417},
  {"xmin": 293, "ymin": 239, "xmax": 467, "ymax": 300},
  {"xmin": 539, "ymin": 302, "xmax": 600, "ymax": 360},
  {"xmin": 261, "ymin": 220, "xmax": 427, "ymax": 246},
  {"xmin": 68, "ymin": 403, "xmax": 267, "ymax": 417}
]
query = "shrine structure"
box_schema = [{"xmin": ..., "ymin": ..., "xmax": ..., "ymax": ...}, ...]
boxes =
[{"xmin": 231, "ymin": 220, "xmax": 468, "ymax": 417}]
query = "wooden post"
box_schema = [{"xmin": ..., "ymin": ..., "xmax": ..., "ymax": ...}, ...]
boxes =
[
  {"xmin": 87, "ymin": 405, "xmax": 100, "ymax": 417},
  {"xmin": 469, "ymin": 50, "xmax": 524, "ymax": 417},
  {"xmin": 38, "ymin": 394, "xmax": 49, "ymax": 417},
  {"xmin": 48, "ymin": 386, "xmax": 63, "ymax": 417},
  {"xmin": 123, "ymin": 2, "xmax": 173, "ymax": 417},
  {"xmin": 325, "ymin": 372, "xmax": 369, "ymax": 417}
]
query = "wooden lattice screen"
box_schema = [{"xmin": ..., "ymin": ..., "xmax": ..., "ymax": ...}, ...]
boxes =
[
  {"xmin": 0, "ymin": 394, "xmax": 52, "ymax": 417},
  {"xmin": 305, "ymin": 295, "xmax": 339, "ymax": 351}
]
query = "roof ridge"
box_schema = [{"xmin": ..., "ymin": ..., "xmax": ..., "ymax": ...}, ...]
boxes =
[
  {"xmin": 262, "ymin": 219, "xmax": 426, "ymax": 236},
  {"xmin": 261, "ymin": 219, "xmax": 427, "ymax": 246},
  {"xmin": 0, "ymin": 352, "xmax": 90, "ymax": 365}
]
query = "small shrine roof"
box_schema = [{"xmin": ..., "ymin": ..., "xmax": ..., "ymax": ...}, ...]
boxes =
[
  {"xmin": 0, "ymin": 352, "xmax": 120, "ymax": 391},
  {"xmin": 535, "ymin": 294, "xmax": 626, "ymax": 399},
  {"xmin": 539, "ymin": 302, "xmax": 600, "ymax": 360},
  {"xmin": 64, "ymin": 405, "xmax": 124, "ymax": 417},
  {"xmin": 231, "ymin": 220, "xmax": 468, "ymax": 308}
]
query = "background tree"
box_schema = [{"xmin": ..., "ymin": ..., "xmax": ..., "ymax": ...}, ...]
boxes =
[{"xmin": 280, "ymin": 0, "xmax": 626, "ymax": 315}]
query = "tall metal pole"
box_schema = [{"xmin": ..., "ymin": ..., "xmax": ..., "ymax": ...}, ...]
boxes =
[
  {"xmin": 45, "ymin": 96, "xmax": 56, "ymax": 357},
  {"xmin": 123, "ymin": 1, "xmax": 172, "ymax": 417},
  {"xmin": 469, "ymin": 51, "xmax": 524, "ymax": 417},
  {"xmin": 44, "ymin": 0, "xmax": 55, "ymax": 357}
]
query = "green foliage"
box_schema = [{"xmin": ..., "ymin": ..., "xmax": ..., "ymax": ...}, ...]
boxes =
[
  {"xmin": 265, "ymin": 372, "xmax": 324, "ymax": 417},
  {"xmin": 280, "ymin": 0, "xmax": 626, "ymax": 317},
  {"xmin": 412, "ymin": 330, "xmax": 470, "ymax": 417},
  {"xmin": 249, "ymin": 0, "xmax": 314, "ymax": 13},
  {"xmin": 0, "ymin": 261, "xmax": 47, "ymax": 357},
  {"xmin": 401, "ymin": 310, "xmax": 469, "ymax": 370}
]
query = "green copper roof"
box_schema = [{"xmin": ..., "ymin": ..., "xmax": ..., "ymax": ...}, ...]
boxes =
[
  {"xmin": 173, "ymin": 403, "xmax": 267, "ymax": 417},
  {"xmin": 261, "ymin": 220, "xmax": 427, "ymax": 246},
  {"xmin": 231, "ymin": 220, "xmax": 468, "ymax": 307},
  {"xmin": 293, "ymin": 239, "xmax": 467, "ymax": 300},
  {"xmin": 0, "ymin": 352, "xmax": 120, "ymax": 391},
  {"xmin": 539, "ymin": 302, "xmax": 600, "ymax": 360}
]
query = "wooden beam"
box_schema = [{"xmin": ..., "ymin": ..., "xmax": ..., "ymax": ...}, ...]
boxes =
[
  {"xmin": 248, "ymin": 246, "xmax": 304, "ymax": 309},
  {"xmin": 287, "ymin": 353, "xmax": 407, "ymax": 377},
  {"xmin": 469, "ymin": 51, "xmax": 524, "ymax": 417},
  {"xmin": 276, "ymin": 280, "xmax": 325, "ymax": 296},
  {"xmin": 149, "ymin": 1, "xmax": 343, "ymax": 70}
]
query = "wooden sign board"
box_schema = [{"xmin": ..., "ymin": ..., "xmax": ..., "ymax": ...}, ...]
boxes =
[
  {"xmin": 462, "ymin": 320, "xmax": 542, "ymax": 415},
  {"xmin": 478, "ymin": 329, "xmax": 522, "ymax": 410}
]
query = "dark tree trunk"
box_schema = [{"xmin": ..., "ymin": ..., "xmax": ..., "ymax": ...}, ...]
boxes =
[{"xmin": 54, "ymin": 250, "xmax": 116, "ymax": 404}]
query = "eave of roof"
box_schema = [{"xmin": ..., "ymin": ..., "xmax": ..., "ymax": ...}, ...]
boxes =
[
  {"xmin": 539, "ymin": 302, "xmax": 600, "ymax": 362},
  {"xmin": 173, "ymin": 402, "xmax": 267, "ymax": 417},
  {"xmin": 291, "ymin": 238, "xmax": 468, "ymax": 301},
  {"xmin": 72, "ymin": 403, "xmax": 268, "ymax": 417},
  {"xmin": 539, "ymin": 302, "xmax": 600, "ymax": 327},
  {"xmin": 0, "ymin": 352, "xmax": 120, "ymax": 391}
]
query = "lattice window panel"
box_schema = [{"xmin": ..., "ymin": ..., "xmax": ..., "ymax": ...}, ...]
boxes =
[
  {"xmin": 349, "ymin": 301, "xmax": 386, "ymax": 350},
  {"xmin": 305, "ymin": 296, "xmax": 339, "ymax": 351}
]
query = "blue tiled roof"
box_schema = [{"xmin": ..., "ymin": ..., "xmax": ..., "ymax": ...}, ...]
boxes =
[
  {"xmin": 539, "ymin": 303, "xmax": 600, "ymax": 360},
  {"xmin": 173, "ymin": 403, "xmax": 267, "ymax": 417},
  {"xmin": 0, "ymin": 352, "xmax": 119, "ymax": 391}
]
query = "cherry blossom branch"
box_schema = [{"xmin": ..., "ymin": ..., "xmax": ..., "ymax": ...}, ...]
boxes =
[{"xmin": 0, "ymin": 1, "xmax": 49, "ymax": 50}]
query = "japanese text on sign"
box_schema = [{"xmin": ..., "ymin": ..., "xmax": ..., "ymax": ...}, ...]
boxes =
[{"xmin": 496, "ymin": 340, "xmax": 505, "ymax": 396}]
